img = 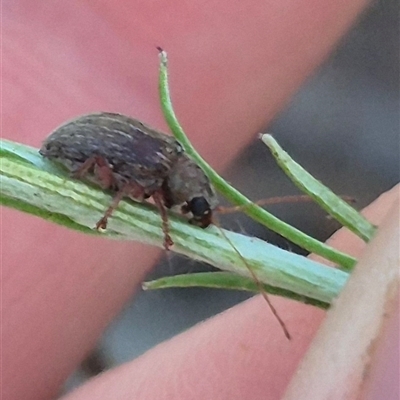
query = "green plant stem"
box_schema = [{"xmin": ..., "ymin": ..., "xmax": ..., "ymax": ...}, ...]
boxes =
[
  {"xmin": 1, "ymin": 139, "xmax": 349, "ymax": 304},
  {"xmin": 157, "ymin": 49, "xmax": 356, "ymax": 271}
]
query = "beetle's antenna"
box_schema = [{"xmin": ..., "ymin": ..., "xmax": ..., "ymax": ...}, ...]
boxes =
[
  {"xmin": 214, "ymin": 220, "xmax": 291, "ymax": 340},
  {"xmin": 216, "ymin": 194, "xmax": 356, "ymax": 214}
]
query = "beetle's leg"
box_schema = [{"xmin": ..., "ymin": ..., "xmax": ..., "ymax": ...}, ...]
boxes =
[
  {"xmin": 160, "ymin": 181, "xmax": 174, "ymax": 209},
  {"xmin": 92, "ymin": 156, "xmax": 116, "ymax": 190},
  {"xmin": 153, "ymin": 190, "xmax": 174, "ymax": 250},
  {"xmin": 71, "ymin": 156, "xmax": 97, "ymax": 178},
  {"xmin": 96, "ymin": 188, "xmax": 127, "ymax": 230},
  {"xmin": 128, "ymin": 184, "xmax": 146, "ymax": 202},
  {"xmin": 72, "ymin": 156, "xmax": 117, "ymax": 190},
  {"xmin": 96, "ymin": 182, "xmax": 146, "ymax": 231}
]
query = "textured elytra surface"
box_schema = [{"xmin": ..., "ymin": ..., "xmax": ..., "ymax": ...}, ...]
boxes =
[{"xmin": 40, "ymin": 113, "xmax": 183, "ymax": 192}]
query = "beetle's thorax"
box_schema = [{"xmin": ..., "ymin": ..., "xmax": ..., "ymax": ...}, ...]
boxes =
[{"xmin": 163, "ymin": 154, "xmax": 218, "ymax": 210}]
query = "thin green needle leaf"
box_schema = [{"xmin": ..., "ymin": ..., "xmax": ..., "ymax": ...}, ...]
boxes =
[
  {"xmin": 157, "ymin": 49, "xmax": 356, "ymax": 271},
  {"xmin": 143, "ymin": 271, "xmax": 330, "ymax": 309},
  {"xmin": 261, "ymin": 134, "xmax": 377, "ymax": 242}
]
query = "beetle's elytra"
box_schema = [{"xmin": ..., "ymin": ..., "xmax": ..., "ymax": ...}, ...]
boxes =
[{"xmin": 39, "ymin": 112, "xmax": 218, "ymax": 248}]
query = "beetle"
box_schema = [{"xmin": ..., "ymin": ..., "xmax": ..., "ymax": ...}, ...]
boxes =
[
  {"xmin": 39, "ymin": 112, "xmax": 218, "ymax": 248},
  {"xmin": 39, "ymin": 112, "xmax": 292, "ymax": 338}
]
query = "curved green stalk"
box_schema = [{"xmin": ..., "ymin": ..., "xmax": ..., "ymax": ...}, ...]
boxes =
[{"xmin": 157, "ymin": 49, "xmax": 356, "ymax": 271}]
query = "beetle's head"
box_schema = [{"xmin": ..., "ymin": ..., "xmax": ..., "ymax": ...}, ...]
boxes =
[
  {"xmin": 165, "ymin": 155, "xmax": 218, "ymax": 228},
  {"xmin": 185, "ymin": 196, "xmax": 213, "ymax": 228}
]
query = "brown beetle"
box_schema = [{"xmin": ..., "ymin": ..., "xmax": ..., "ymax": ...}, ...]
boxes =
[
  {"xmin": 39, "ymin": 112, "xmax": 218, "ymax": 248},
  {"xmin": 40, "ymin": 112, "xmax": 292, "ymax": 338}
]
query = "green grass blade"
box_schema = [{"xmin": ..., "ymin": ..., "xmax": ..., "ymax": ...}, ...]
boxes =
[
  {"xmin": 143, "ymin": 271, "xmax": 330, "ymax": 309},
  {"xmin": 261, "ymin": 134, "xmax": 376, "ymax": 242}
]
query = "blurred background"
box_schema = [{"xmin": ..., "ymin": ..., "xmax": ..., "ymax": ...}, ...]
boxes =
[{"xmin": 64, "ymin": 0, "xmax": 399, "ymax": 391}]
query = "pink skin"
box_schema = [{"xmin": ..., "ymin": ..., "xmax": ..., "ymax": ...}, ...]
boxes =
[{"xmin": 3, "ymin": 1, "xmax": 396, "ymax": 399}]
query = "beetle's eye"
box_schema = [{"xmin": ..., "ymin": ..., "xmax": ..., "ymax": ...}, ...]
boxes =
[{"xmin": 188, "ymin": 196, "xmax": 210, "ymax": 217}]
